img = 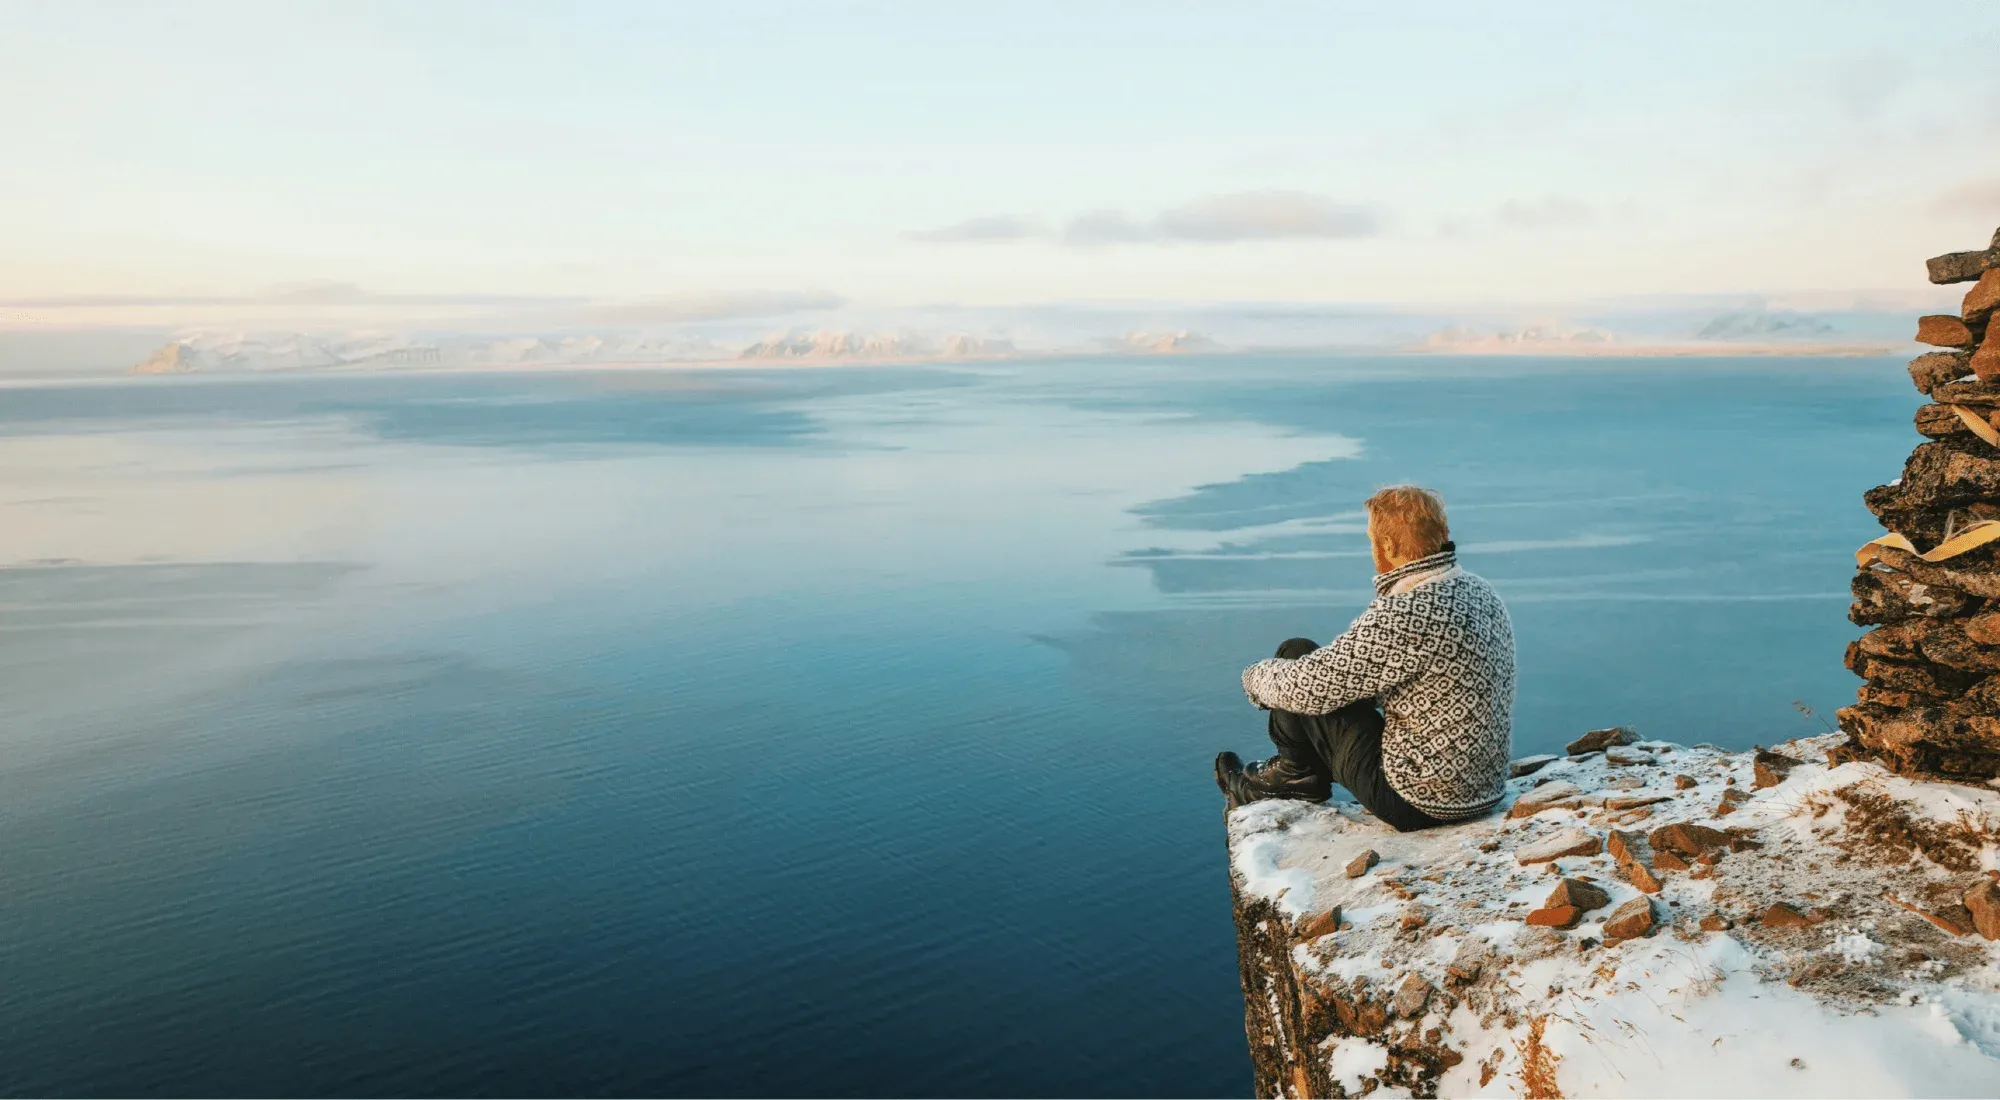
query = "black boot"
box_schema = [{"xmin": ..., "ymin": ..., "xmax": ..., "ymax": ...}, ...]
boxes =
[{"xmin": 1214, "ymin": 750, "xmax": 1331, "ymax": 807}]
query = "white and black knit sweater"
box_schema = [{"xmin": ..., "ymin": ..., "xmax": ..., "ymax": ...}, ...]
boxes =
[{"xmin": 1241, "ymin": 549, "xmax": 1515, "ymax": 821}]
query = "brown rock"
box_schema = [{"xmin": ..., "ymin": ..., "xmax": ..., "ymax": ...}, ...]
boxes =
[
  {"xmin": 1965, "ymin": 267, "xmax": 2000, "ymax": 325},
  {"xmin": 1526, "ymin": 904, "xmax": 1581, "ymax": 928},
  {"xmin": 1345, "ymin": 849, "xmax": 1379, "ymax": 878},
  {"xmin": 1965, "ymin": 612, "xmax": 2000, "ymax": 647},
  {"xmin": 1910, "ymin": 350, "xmax": 1974, "ymax": 394},
  {"xmin": 1399, "ymin": 905, "xmax": 1429, "ymax": 931},
  {"xmin": 1853, "ymin": 652, "xmax": 1981, "ymax": 697},
  {"xmin": 1762, "ymin": 902, "xmax": 1814, "ymax": 929},
  {"xmin": 1975, "ymin": 332, "xmax": 2000, "ymax": 382},
  {"xmin": 1546, "ymin": 877, "xmax": 1612, "ymax": 914},
  {"xmin": 1715, "ymin": 787, "xmax": 1751, "ymax": 816},
  {"xmin": 1752, "ymin": 749, "xmax": 1802, "ymax": 789},
  {"xmin": 1917, "ymin": 628, "xmax": 2000, "ymax": 673},
  {"xmin": 1566, "ymin": 727, "xmax": 1638, "ymax": 754},
  {"xmin": 1605, "ymin": 793, "xmax": 1672, "ymax": 810},
  {"xmin": 1652, "ymin": 849, "xmax": 1690, "ymax": 872},
  {"xmin": 1516, "ymin": 828, "xmax": 1602, "ymax": 864},
  {"xmin": 1298, "ymin": 907, "xmax": 1343, "ymax": 940},
  {"xmin": 1856, "ymin": 619, "xmax": 1944, "ymax": 661},
  {"xmin": 1391, "ymin": 973, "xmax": 1433, "ymax": 1018},
  {"xmin": 1446, "ymin": 941, "xmax": 1488, "ymax": 984},
  {"xmin": 1915, "ymin": 403, "xmax": 1983, "ymax": 439},
  {"xmin": 1698, "ymin": 911, "xmax": 1732, "ymax": 932},
  {"xmin": 1917, "ymin": 314, "xmax": 1977, "ymax": 347},
  {"xmin": 1928, "ymin": 235, "xmax": 2000, "ymax": 284},
  {"xmin": 1932, "ymin": 376, "xmax": 2000, "ymax": 406},
  {"xmin": 1510, "ymin": 754, "xmax": 1561, "ymax": 778},
  {"xmin": 1649, "ymin": 822, "xmax": 1732, "ymax": 858},
  {"xmin": 1674, "ymin": 774, "xmax": 1697, "ymax": 790},
  {"xmin": 1854, "ymin": 685, "xmax": 1928, "ymax": 708},
  {"xmin": 1332, "ymin": 994, "xmax": 1389, "ymax": 1036},
  {"xmin": 1850, "ymin": 561, "xmax": 1978, "ymax": 624},
  {"xmin": 1881, "ymin": 446, "xmax": 2000, "ymax": 531},
  {"xmin": 1967, "ymin": 879, "xmax": 2000, "ymax": 940},
  {"xmin": 1508, "ymin": 780, "xmax": 1585, "ymax": 818},
  {"xmin": 1602, "ymin": 896, "xmax": 1655, "ymax": 940},
  {"xmin": 1606, "ymin": 829, "xmax": 1662, "ymax": 893}
]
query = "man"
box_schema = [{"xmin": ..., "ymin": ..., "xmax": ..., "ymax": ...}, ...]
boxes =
[{"xmin": 1214, "ymin": 486, "xmax": 1514, "ymax": 830}]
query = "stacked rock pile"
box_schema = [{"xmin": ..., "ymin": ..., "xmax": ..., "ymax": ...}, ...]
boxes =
[{"xmin": 1840, "ymin": 225, "xmax": 2000, "ymax": 781}]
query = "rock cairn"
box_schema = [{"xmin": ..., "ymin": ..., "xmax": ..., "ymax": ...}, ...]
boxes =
[{"xmin": 1840, "ymin": 225, "xmax": 2000, "ymax": 781}]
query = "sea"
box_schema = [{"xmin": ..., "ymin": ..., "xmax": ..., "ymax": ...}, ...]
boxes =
[{"xmin": 0, "ymin": 354, "xmax": 1918, "ymax": 1096}]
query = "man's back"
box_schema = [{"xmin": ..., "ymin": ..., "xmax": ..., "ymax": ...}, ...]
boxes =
[{"xmin": 1370, "ymin": 565, "xmax": 1515, "ymax": 822}]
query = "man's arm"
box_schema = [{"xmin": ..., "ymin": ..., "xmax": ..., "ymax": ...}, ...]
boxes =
[{"xmin": 1241, "ymin": 603, "xmax": 1425, "ymax": 715}]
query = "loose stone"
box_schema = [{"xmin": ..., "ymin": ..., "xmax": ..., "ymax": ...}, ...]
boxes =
[
  {"xmin": 1602, "ymin": 896, "xmax": 1655, "ymax": 940},
  {"xmin": 1516, "ymin": 828, "xmax": 1602, "ymax": 864},
  {"xmin": 1607, "ymin": 829, "xmax": 1663, "ymax": 893},
  {"xmin": 1509, "ymin": 754, "xmax": 1560, "ymax": 778},
  {"xmin": 1546, "ymin": 877, "xmax": 1612, "ymax": 913},
  {"xmin": 1566, "ymin": 727, "xmax": 1638, "ymax": 754},
  {"xmin": 1346, "ymin": 849, "xmax": 1379, "ymax": 878},
  {"xmin": 1526, "ymin": 904, "xmax": 1580, "ymax": 929},
  {"xmin": 1391, "ymin": 974, "xmax": 1433, "ymax": 1018},
  {"xmin": 1916, "ymin": 314, "xmax": 1977, "ymax": 347},
  {"xmin": 1966, "ymin": 879, "xmax": 2000, "ymax": 940}
]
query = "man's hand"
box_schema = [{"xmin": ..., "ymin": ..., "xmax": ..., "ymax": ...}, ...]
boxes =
[{"xmin": 1242, "ymin": 657, "xmax": 1284, "ymax": 710}]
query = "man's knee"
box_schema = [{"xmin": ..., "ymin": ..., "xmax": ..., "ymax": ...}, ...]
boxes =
[{"xmin": 1274, "ymin": 637, "xmax": 1319, "ymax": 660}]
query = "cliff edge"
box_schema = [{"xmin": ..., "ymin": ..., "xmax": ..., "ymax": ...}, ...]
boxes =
[{"xmin": 1225, "ymin": 734, "xmax": 2000, "ymax": 1097}]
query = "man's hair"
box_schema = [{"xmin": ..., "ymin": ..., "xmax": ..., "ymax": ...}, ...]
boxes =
[{"xmin": 1365, "ymin": 485, "xmax": 1450, "ymax": 564}]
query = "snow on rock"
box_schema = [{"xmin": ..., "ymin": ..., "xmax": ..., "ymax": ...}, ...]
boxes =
[{"xmin": 1225, "ymin": 734, "xmax": 2000, "ymax": 1098}]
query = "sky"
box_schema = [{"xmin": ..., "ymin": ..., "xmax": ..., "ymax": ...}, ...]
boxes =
[{"xmin": 3, "ymin": 1, "xmax": 2000, "ymax": 333}]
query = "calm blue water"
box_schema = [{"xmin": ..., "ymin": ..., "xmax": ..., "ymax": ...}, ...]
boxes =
[{"xmin": 0, "ymin": 355, "xmax": 1915, "ymax": 1096}]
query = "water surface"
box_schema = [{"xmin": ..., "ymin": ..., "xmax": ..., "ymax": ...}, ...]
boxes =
[{"xmin": 0, "ymin": 356, "xmax": 1912, "ymax": 1095}]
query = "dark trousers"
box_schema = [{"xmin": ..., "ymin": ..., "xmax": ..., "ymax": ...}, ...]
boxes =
[{"xmin": 1267, "ymin": 637, "xmax": 1442, "ymax": 833}]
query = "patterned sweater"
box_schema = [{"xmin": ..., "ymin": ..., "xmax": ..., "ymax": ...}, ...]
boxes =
[{"xmin": 1241, "ymin": 550, "xmax": 1515, "ymax": 821}]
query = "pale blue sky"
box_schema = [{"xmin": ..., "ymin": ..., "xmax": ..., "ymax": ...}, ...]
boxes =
[{"xmin": 5, "ymin": 1, "xmax": 1999, "ymax": 322}]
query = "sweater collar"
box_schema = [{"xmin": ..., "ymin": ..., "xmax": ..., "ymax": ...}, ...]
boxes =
[{"xmin": 1374, "ymin": 544, "xmax": 1458, "ymax": 597}]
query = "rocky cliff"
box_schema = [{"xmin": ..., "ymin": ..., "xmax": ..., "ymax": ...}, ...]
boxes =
[
  {"xmin": 1223, "ymin": 225, "xmax": 2000, "ymax": 1097},
  {"xmin": 1843, "ymin": 225, "xmax": 2000, "ymax": 780},
  {"xmin": 1226, "ymin": 733, "xmax": 2000, "ymax": 1097}
]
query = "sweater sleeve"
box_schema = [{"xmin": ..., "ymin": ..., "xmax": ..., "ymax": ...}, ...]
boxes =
[{"xmin": 1241, "ymin": 601, "xmax": 1426, "ymax": 715}]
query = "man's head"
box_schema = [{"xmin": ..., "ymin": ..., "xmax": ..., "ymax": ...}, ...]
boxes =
[{"xmin": 1365, "ymin": 485, "xmax": 1450, "ymax": 573}]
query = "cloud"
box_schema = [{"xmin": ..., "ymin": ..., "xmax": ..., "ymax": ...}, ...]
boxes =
[
  {"xmin": 569, "ymin": 290, "xmax": 846, "ymax": 325},
  {"xmin": 904, "ymin": 215, "xmax": 1045, "ymax": 243},
  {"xmin": 1063, "ymin": 209, "xmax": 1157, "ymax": 245},
  {"xmin": 1, "ymin": 284, "xmax": 580, "ymax": 308},
  {"xmin": 1929, "ymin": 178, "xmax": 2000, "ymax": 218},
  {"xmin": 1148, "ymin": 191, "xmax": 1383, "ymax": 242},
  {"xmin": 265, "ymin": 280, "xmax": 377, "ymax": 304},
  {"xmin": 911, "ymin": 191, "xmax": 1386, "ymax": 248},
  {"xmin": 0, "ymin": 284, "xmax": 842, "ymax": 327},
  {"xmin": 1493, "ymin": 196, "xmax": 1597, "ymax": 230}
]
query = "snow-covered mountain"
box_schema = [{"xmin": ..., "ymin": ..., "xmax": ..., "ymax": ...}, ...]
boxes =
[
  {"xmin": 128, "ymin": 332, "xmax": 734, "ymax": 374},
  {"xmin": 1107, "ymin": 331, "xmax": 1218, "ymax": 354},
  {"xmin": 735, "ymin": 330, "xmax": 1017, "ymax": 362}
]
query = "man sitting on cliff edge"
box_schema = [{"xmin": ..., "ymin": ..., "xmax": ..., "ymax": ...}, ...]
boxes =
[{"xmin": 1215, "ymin": 486, "xmax": 1515, "ymax": 831}]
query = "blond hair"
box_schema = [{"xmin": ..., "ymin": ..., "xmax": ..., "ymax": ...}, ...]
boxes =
[{"xmin": 1365, "ymin": 485, "xmax": 1450, "ymax": 566}]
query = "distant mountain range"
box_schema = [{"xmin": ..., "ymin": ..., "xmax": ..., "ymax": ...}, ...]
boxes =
[
  {"xmin": 125, "ymin": 328, "xmax": 1202, "ymax": 374},
  {"xmin": 117, "ymin": 302, "xmax": 1912, "ymax": 376}
]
